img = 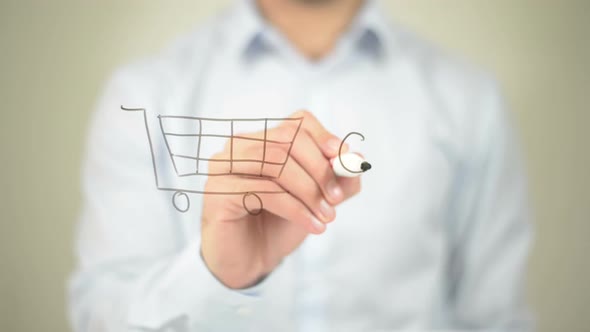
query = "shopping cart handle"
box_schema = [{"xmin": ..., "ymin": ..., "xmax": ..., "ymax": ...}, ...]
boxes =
[{"xmin": 121, "ymin": 106, "xmax": 146, "ymax": 112}]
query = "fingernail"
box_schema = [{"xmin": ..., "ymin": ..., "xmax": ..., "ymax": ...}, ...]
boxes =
[
  {"xmin": 325, "ymin": 138, "xmax": 341, "ymax": 155},
  {"xmin": 319, "ymin": 200, "xmax": 335, "ymax": 222},
  {"xmin": 326, "ymin": 180, "xmax": 343, "ymax": 202},
  {"xmin": 311, "ymin": 216, "xmax": 326, "ymax": 233}
]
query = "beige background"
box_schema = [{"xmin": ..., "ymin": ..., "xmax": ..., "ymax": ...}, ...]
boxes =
[{"xmin": 1, "ymin": 1, "xmax": 588, "ymax": 331}]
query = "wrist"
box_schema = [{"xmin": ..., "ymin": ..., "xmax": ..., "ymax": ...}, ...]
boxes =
[{"xmin": 200, "ymin": 247, "xmax": 268, "ymax": 289}]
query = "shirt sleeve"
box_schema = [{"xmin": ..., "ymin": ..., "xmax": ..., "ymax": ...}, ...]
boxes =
[
  {"xmin": 445, "ymin": 78, "xmax": 534, "ymax": 330},
  {"xmin": 67, "ymin": 67, "xmax": 270, "ymax": 332}
]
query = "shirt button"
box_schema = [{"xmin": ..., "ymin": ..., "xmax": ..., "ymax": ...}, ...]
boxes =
[{"xmin": 236, "ymin": 305, "xmax": 253, "ymax": 317}]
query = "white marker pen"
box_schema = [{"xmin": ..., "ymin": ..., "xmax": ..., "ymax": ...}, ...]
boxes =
[{"xmin": 331, "ymin": 152, "xmax": 372, "ymax": 177}]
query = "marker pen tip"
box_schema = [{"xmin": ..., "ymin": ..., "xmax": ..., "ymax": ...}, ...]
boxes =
[{"xmin": 361, "ymin": 161, "xmax": 372, "ymax": 172}]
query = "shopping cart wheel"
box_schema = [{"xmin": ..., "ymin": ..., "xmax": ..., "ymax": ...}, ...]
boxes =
[
  {"xmin": 242, "ymin": 192, "xmax": 263, "ymax": 216},
  {"xmin": 172, "ymin": 191, "xmax": 190, "ymax": 213}
]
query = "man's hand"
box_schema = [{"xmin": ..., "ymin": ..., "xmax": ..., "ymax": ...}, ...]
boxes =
[{"xmin": 200, "ymin": 110, "xmax": 361, "ymax": 289}]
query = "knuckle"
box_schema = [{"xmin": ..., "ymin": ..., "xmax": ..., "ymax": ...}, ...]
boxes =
[
  {"xmin": 257, "ymin": 180, "xmax": 278, "ymax": 194},
  {"xmin": 243, "ymin": 143, "xmax": 260, "ymax": 156},
  {"xmin": 291, "ymin": 109, "xmax": 312, "ymax": 119},
  {"xmin": 265, "ymin": 148, "xmax": 279, "ymax": 162},
  {"xmin": 267, "ymin": 146, "xmax": 288, "ymax": 164},
  {"xmin": 273, "ymin": 127, "xmax": 292, "ymax": 143}
]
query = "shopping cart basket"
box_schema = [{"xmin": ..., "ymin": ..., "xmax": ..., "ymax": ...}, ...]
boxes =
[{"xmin": 121, "ymin": 106, "xmax": 303, "ymax": 215}]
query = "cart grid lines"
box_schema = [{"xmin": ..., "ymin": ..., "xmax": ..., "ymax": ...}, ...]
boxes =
[
  {"xmin": 172, "ymin": 154, "xmax": 284, "ymax": 166},
  {"xmin": 195, "ymin": 118, "xmax": 202, "ymax": 173},
  {"xmin": 260, "ymin": 118, "xmax": 268, "ymax": 176},
  {"xmin": 124, "ymin": 107, "xmax": 306, "ymax": 215},
  {"xmin": 157, "ymin": 187, "xmax": 287, "ymax": 195},
  {"xmin": 230, "ymin": 120, "xmax": 234, "ymax": 174},
  {"xmin": 278, "ymin": 117, "xmax": 303, "ymax": 177},
  {"xmin": 176, "ymin": 172, "xmax": 277, "ymax": 178},
  {"xmin": 158, "ymin": 114, "xmax": 304, "ymax": 122},
  {"xmin": 159, "ymin": 115, "xmax": 302, "ymax": 178},
  {"xmin": 158, "ymin": 115, "xmax": 180, "ymax": 176},
  {"xmin": 161, "ymin": 132, "xmax": 291, "ymax": 145}
]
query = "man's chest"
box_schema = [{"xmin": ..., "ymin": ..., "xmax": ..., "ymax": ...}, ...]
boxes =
[{"xmin": 164, "ymin": 64, "xmax": 460, "ymax": 324}]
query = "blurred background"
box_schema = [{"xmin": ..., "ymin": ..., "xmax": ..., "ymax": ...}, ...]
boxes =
[{"xmin": 1, "ymin": 1, "xmax": 588, "ymax": 331}]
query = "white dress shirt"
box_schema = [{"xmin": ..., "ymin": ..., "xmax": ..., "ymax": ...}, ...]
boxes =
[{"xmin": 69, "ymin": 1, "xmax": 533, "ymax": 331}]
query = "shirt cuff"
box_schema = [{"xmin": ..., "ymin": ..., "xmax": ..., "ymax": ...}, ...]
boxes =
[{"xmin": 126, "ymin": 236, "xmax": 267, "ymax": 329}]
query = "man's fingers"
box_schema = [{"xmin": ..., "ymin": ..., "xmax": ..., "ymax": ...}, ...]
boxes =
[
  {"xmin": 274, "ymin": 155, "xmax": 336, "ymax": 223},
  {"xmin": 261, "ymin": 190, "xmax": 327, "ymax": 234},
  {"xmin": 287, "ymin": 130, "xmax": 344, "ymax": 204},
  {"xmin": 204, "ymin": 175, "xmax": 326, "ymax": 234},
  {"xmin": 216, "ymin": 128, "xmax": 345, "ymax": 206},
  {"xmin": 211, "ymin": 144, "xmax": 336, "ymax": 223},
  {"xmin": 208, "ymin": 111, "xmax": 360, "ymax": 227}
]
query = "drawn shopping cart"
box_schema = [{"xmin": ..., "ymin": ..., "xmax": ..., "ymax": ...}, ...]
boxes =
[{"xmin": 121, "ymin": 106, "xmax": 304, "ymax": 215}]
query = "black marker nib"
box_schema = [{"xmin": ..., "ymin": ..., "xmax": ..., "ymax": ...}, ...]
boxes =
[{"xmin": 361, "ymin": 161, "xmax": 372, "ymax": 172}]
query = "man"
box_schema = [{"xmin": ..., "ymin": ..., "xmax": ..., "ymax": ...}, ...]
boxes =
[{"xmin": 69, "ymin": 0, "xmax": 533, "ymax": 331}]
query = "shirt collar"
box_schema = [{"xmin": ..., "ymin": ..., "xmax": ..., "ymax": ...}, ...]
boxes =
[
  {"xmin": 226, "ymin": 0, "xmax": 267, "ymax": 60},
  {"xmin": 348, "ymin": 0, "xmax": 391, "ymax": 59},
  {"xmin": 227, "ymin": 0, "xmax": 392, "ymax": 62}
]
